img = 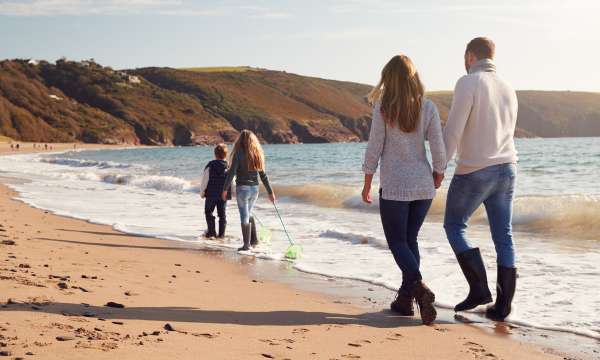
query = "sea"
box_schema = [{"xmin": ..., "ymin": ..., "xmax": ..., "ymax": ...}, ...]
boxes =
[{"xmin": 1, "ymin": 137, "xmax": 599, "ymax": 340}]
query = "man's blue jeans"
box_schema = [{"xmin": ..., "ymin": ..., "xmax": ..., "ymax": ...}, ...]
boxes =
[{"xmin": 444, "ymin": 163, "xmax": 517, "ymax": 268}]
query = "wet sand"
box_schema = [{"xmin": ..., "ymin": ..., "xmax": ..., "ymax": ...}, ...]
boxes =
[{"xmin": 0, "ymin": 143, "xmax": 574, "ymax": 359}]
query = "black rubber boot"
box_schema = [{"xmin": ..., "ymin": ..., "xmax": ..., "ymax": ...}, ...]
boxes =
[
  {"xmin": 390, "ymin": 289, "xmax": 414, "ymax": 316},
  {"xmin": 486, "ymin": 266, "xmax": 517, "ymax": 321},
  {"xmin": 204, "ymin": 214, "xmax": 216, "ymax": 238},
  {"xmin": 410, "ymin": 281, "xmax": 437, "ymax": 325},
  {"xmin": 237, "ymin": 223, "xmax": 251, "ymax": 251},
  {"xmin": 454, "ymin": 248, "xmax": 493, "ymax": 312},
  {"xmin": 217, "ymin": 218, "xmax": 226, "ymax": 238},
  {"xmin": 249, "ymin": 217, "xmax": 258, "ymax": 247}
]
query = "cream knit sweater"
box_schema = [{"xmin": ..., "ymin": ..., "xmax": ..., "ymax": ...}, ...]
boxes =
[
  {"xmin": 362, "ymin": 98, "xmax": 446, "ymax": 201},
  {"xmin": 443, "ymin": 59, "xmax": 518, "ymax": 174}
]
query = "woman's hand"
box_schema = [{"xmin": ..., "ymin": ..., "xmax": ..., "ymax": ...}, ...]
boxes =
[
  {"xmin": 433, "ymin": 172, "xmax": 444, "ymax": 189},
  {"xmin": 362, "ymin": 173, "xmax": 374, "ymax": 204},
  {"xmin": 362, "ymin": 185, "xmax": 372, "ymax": 204},
  {"xmin": 221, "ymin": 191, "xmax": 228, "ymax": 201},
  {"xmin": 268, "ymin": 192, "xmax": 276, "ymax": 204}
]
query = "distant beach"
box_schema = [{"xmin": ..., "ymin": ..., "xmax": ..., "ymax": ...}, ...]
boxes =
[{"xmin": 0, "ymin": 141, "xmax": 599, "ymax": 359}]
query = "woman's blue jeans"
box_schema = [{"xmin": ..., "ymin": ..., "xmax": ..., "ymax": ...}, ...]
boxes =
[
  {"xmin": 444, "ymin": 163, "xmax": 517, "ymax": 268},
  {"xmin": 379, "ymin": 192, "xmax": 433, "ymax": 294},
  {"xmin": 236, "ymin": 185, "xmax": 259, "ymax": 224}
]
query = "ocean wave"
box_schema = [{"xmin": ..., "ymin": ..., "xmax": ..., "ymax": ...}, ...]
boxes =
[
  {"xmin": 276, "ymin": 184, "xmax": 600, "ymax": 240},
  {"xmin": 100, "ymin": 173, "xmax": 196, "ymax": 193},
  {"xmin": 38, "ymin": 157, "xmax": 149, "ymax": 170},
  {"xmin": 319, "ymin": 230, "xmax": 388, "ymax": 249}
]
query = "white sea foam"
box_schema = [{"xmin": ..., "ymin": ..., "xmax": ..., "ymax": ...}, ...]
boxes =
[{"xmin": 0, "ymin": 146, "xmax": 599, "ymax": 342}]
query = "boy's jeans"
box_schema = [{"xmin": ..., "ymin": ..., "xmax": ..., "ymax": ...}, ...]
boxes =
[
  {"xmin": 236, "ymin": 185, "xmax": 259, "ymax": 224},
  {"xmin": 444, "ymin": 163, "xmax": 517, "ymax": 268}
]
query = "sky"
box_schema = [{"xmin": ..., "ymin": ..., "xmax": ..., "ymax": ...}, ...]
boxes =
[{"xmin": 1, "ymin": 0, "xmax": 599, "ymax": 91}]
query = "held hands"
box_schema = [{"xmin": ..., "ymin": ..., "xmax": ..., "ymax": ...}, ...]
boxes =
[
  {"xmin": 433, "ymin": 171, "xmax": 444, "ymax": 189},
  {"xmin": 221, "ymin": 191, "xmax": 228, "ymax": 202}
]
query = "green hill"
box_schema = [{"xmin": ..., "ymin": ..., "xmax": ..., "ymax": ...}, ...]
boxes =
[{"xmin": 1, "ymin": 58, "xmax": 599, "ymax": 145}]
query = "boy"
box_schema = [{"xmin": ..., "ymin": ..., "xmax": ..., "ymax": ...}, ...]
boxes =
[{"xmin": 200, "ymin": 144, "xmax": 230, "ymax": 238}]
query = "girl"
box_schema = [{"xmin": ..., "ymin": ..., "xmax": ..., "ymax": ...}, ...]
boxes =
[
  {"xmin": 362, "ymin": 55, "xmax": 446, "ymax": 325},
  {"xmin": 222, "ymin": 130, "xmax": 276, "ymax": 251}
]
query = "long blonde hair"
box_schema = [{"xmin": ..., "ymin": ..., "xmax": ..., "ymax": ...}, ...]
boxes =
[
  {"xmin": 368, "ymin": 55, "xmax": 424, "ymax": 132},
  {"xmin": 231, "ymin": 130, "xmax": 265, "ymax": 171}
]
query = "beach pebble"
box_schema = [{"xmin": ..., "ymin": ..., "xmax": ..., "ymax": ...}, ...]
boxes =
[
  {"xmin": 112, "ymin": 321, "xmax": 124, "ymax": 325},
  {"xmin": 25, "ymin": 352, "xmax": 34, "ymax": 356},
  {"xmin": 82, "ymin": 310, "xmax": 96, "ymax": 317},
  {"xmin": 163, "ymin": 323, "xmax": 175, "ymax": 331},
  {"xmin": 18, "ymin": 264, "xmax": 30, "ymax": 268},
  {"xmin": 56, "ymin": 336, "xmax": 74, "ymax": 341},
  {"xmin": 57, "ymin": 282, "xmax": 68, "ymax": 289},
  {"xmin": 105, "ymin": 302, "xmax": 124, "ymax": 308},
  {"xmin": 0, "ymin": 350, "xmax": 11, "ymax": 356}
]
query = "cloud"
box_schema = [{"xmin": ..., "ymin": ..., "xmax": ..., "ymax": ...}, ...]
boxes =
[
  {"xmin": 0, "ymin": 0, "xmax": 180, "ymax": 16},
  {"xmin": 327, "ymin": 0, "xmax": 600, "ymax": 15},
  {"xmin": 0, "ymin": 0, "xmax": 291, "ymax": 18}
]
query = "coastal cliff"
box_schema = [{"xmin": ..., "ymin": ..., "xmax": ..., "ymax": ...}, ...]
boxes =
[{"xmin": 1, "ymin": 59, "xmax": 599, "ymax": 145}]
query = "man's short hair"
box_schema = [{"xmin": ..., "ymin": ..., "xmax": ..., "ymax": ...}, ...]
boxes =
[{"xmin": 466, "ymin": 37, "xmax": 495, "ymax": 60}]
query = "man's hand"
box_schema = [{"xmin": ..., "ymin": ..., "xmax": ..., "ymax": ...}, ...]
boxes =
[
  {"xmin": 433, "ymin": 172, "xmax": 444, "ymax": 189},
  {"xmin": 362, "ymin": 185, "xmax": 372, "ymax": 204},
  {"xmin": 221, "ymin": 191, "xmax": 228, "ymax": 201},
  {"xmin": 268, "ymin": 192, "xmax": 276, "ymax": 204}
]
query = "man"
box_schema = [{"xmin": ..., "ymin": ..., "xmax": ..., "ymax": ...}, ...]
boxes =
[{"xmin": 443, "ymin": 37, "xmax": 518, "ymax": 321}]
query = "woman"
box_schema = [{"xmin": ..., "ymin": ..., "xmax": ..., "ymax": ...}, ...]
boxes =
[
  {"xmin": 362, "ymin": 55, "xmax": 446, "ymax": 325},
  {"xmin": 222, "ymin": 130, "xmax": 276, "ymax": 251}
]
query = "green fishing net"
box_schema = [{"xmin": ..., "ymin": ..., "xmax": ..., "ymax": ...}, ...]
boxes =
[
  {"xmin": 285, "ymin": 244, "xmax": 302, "ymax": 260},
  {"xmin": 258, "ymin": 225, "xmax": 272, "ymax": 245}
]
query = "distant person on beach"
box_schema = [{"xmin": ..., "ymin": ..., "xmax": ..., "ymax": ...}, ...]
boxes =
[
  {"xmin": 10, "ymin": 144, "xmax": 14, "ymax": 151},
  {"xmin": 15, "ymin": 144, "xmax": 20, "ymax": 150},
  {"xmin": 362, "ymin": 55, "xmax": 446, "ymax": 325},
  {"xmin": 442, "ymin": 37, "xmax": 518, "ymax": 320},
  {"xmin": 222, "ymin": 130, "xmax": 276, "ymax": 251},
  {"xmin": 199, "ymin": 144, "xmax": 231, "ymax": 239}
]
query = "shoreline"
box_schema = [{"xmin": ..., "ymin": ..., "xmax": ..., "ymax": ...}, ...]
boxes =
[{"xmin": 0, "ymin": 144, "xmax": 595, "ymax": 359}]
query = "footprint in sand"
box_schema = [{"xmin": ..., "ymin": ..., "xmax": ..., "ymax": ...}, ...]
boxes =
[
  {"xmin": 463, "ymin": 341, "xmax": 497, "ymax": 359},
  {"xmin": 341, "ymin": 354, "xmax": 360, "ymax": 359}
]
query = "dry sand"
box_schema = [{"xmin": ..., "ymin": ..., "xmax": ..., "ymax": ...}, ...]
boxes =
[
  {"xmin": 0, "ymin": 143, "xmax": 563, "ymax": 359},
  {"xmin": 0, "ymin": 142, "xmax": 133, "ymax": 155}
]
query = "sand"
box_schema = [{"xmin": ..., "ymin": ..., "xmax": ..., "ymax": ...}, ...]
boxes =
[
  {"xmin": 0, "ymin": 142, "xmax": 133, "ymax": 154},
  {"xmin": 0, "ymin": 143, "xmax": 562, "ymax": 359}
]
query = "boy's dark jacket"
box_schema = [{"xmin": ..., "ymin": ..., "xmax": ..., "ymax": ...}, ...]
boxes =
[{"xmin": 204, "ymin": 160, "xmax": 232, "ymax": 200}]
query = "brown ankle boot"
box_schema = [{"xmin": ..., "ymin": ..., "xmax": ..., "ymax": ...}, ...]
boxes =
[
  {"xmin": 410, "ymin": 281, "xmax": 437, "ymax": 325},
  {"xmin": 390, "ymin": 290, "xmax": 414, "ymax": 316}
]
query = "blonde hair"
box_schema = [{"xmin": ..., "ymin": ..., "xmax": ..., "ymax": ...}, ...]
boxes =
[
  {"xmin": 231, "ymin": 130, "xmax": 265, "ymax": 171},
  {"xmin": 368, "ymin": 55, "xmax": 424, "ymax": 133}
]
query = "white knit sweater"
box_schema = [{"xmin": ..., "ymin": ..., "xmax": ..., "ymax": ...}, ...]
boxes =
[
  {"xmin": 443, "ymin": 59, "xmax": 518, "ymax": 174},
  {"xmin": 362, "ymin": 98, "xmax": 446, "ymax": 201}
]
